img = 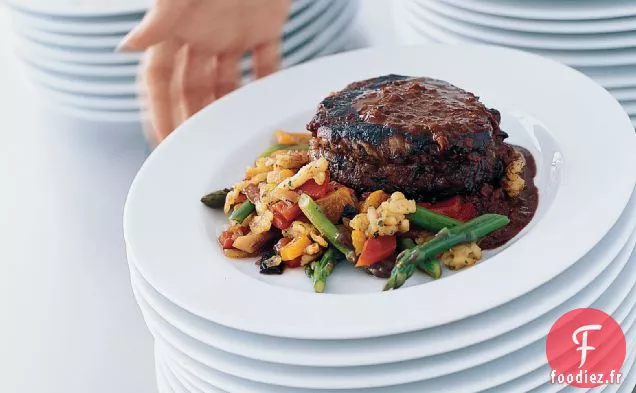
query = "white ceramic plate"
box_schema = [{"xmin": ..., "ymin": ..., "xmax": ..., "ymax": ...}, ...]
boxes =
[
  {"xmin": 160, "ymin": 359, "xmax": 184, "ymax": 393},
  {"xmin": 490, "ymin": 294, "xmax": 636, "ymax": 393},
  {"xmin": 416, "ymin": 0, "xmax": 636, "ymax": 34},
  {"xmin": 128, "ymin": 191, "xmax": 636, "ymax": 368},
  {"xmin": 16, "ymin": 27, "xmax": 123, "ymax": 49},
  {"xmin": 622, "ymin": 102, "xmax": 636, "ymax": 116},
  {"xmin": 15, "ymin": 49, "xmax": 139, "ymax": 77},
  {"xmin": 12, "ymin": 33, "xmax": 142, "ymax": 64},
  {"xmin": 396, "ymin": 7, "xmax": 636, "ymax": 68},
  {"xmin": 407, "ymin": 2, "xmax": 636, "ymax": 50},
  {"xmin": 438, "ymin": 0, "xmax": 636, "ymax": 21},
  {"xmin": 38, "ymin": 97, "xmax": 144, "ymax": 123},
  {"xmin": 156, "ymin": 351, "xmax": 175, "ymax": 393},
  {"xmin": 132, "ymin": 229, "xmax": 636, "ymax": 390},
  {"xmin": 154, "ymin": 276, "xmax": 636, "ymax": 393},
  {"xmin": 612, "ymin": 88, "xmax": 636, "ymax": 102},
  {"xmin": 578, "ymin": 65, "xmax": 636, "ymax": 89},
  {"xmin": 7, "ymin": 10, "xmax": 140, "ymax": 35},
  {"xmin": 124, "ymin": 44, "xmax": 636, "ymax": 339},
  {"xmin": 22, "ymin": 61, "xmax": 137, "ymax": 95},
  {"xmin": 11, "ymin": 0, "xmax": 329, "ymax": 51},
  {"xmin": 37, "ymin": 86, "xmax": 141, "ymax": 111},
  {"xmin": 4, "ymin": 0, "xmax": 150, "ymax": 17}
]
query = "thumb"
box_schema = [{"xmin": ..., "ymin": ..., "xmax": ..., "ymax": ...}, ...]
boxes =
[{"xmin": 117, "ymin": 0, "xmax": 194, "ymax": 51}]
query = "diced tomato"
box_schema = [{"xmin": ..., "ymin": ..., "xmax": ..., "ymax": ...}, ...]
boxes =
[
  {"xmin": 456, "ymin": 202, "xmax": 476, "ymax": 222},
  {"xmin": 218, "ymin": 230, "xmax": 236, "ymax": 249},
  {"xmin": 298, "ymin": 172, "xmax": 330, "ymax": 199},
  {"xmin": 285, "ymin": 256, "xmax": 302, "ymax": 268},
  {"xmin": 418, "ymin": 196, "xmax": 476, "ymax": 222},
  {"xmin": 356, "ymin": 236, "xmax": 397, "ymax": 267},
  {"xmin": 235, "ymin": 193, "xmax": 247, "ymax": 204},
  {"xmin": 271, "ymin": 201, "xmax": 302, "ymax": 229}
]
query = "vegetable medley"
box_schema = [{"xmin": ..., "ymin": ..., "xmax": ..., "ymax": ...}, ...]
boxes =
[{"xmin": 201, "ymin": 130, "xmax": 510, "ymax": 292}]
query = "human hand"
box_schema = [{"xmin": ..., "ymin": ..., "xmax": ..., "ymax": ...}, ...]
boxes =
[{"xmin": 119, "ymin": 0, "xmax": 292, "ymax": 142}]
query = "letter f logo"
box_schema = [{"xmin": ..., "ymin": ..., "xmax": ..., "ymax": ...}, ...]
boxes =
[{"xmin": 572, "ymin": 324, "xmax": 602, "ymax": 368}]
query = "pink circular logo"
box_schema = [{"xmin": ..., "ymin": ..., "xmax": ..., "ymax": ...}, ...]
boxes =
[{"xmin": 546, "ymin": 308, "xmax": 626, "ymax": 388}]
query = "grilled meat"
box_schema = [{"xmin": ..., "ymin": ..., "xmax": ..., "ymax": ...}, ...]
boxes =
[{"xmin": 307, "ymin": 74, "xmax": 515, "ymax": 199}]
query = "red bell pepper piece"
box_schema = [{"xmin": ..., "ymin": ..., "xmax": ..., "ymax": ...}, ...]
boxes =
[
  {"xmin": 298, "ymin": 172, "xmax": 330, "ymax": 199},
  {"xmin": 218, "ymin": 230, "xmax": 236, "ymax": 249},
  {"xmin": 419, "ymin": 196, "xmax": 476, "ymax": 222},
  {"xmin": 356, "ymin": 236, "xmax": 397, "ymax": 267},
  {"xmin": 271, "ymin": 201, "xmax": 302, "ymax": 230},
  {"xmin": 285, "ymin": 256, "xmax": 302, "ymax": 268}
]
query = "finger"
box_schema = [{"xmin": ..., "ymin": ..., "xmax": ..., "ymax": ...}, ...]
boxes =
[
  {"xmin": 252, "ymin": 41, "xmax": 282, "ymax": 79},
  {"xmin": 216, "ymin": 52, "xmax": 242, "ymax": 98},
  {"xmin": 118, "ymin": 0, "xmax": 193, "ymax": 51},
  {"xmin": 176, "ymin": 46, "xmax": 217, "ymax": 123},
  {"xmin": 144, "ymin": 40, "xmax": 179, "ymax": 141}
]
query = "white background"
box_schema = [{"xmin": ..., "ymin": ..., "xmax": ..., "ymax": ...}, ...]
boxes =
[{"xmin": 0, "ymin": 2, "xmax": 395, "ymax": 393}]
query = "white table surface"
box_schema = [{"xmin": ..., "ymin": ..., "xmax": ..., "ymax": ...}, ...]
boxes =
[{"xmin": 0, "ymin": 2, "xmax": 395, "ymax": 393}]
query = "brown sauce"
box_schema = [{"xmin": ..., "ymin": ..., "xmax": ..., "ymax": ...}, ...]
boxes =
[
  {"xmin": 352, "ymin": 77, "xmax": 497, "ymax": 151},
  {"xmin": 467, "ymin": 146, "xmax": 539, "ymax": 250}
]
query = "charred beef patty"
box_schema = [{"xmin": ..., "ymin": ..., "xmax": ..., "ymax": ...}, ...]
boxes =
[{"xmin": 307, "ymin": 74, "xmax": 515, "ymax": 199}]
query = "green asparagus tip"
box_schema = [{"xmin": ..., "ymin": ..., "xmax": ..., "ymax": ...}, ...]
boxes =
[{"xmin": 314, "ymin": 280, "xmax": 326, "ymax": 293}]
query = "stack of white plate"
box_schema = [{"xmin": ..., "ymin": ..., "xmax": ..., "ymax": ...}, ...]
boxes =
[
  {"xmin": 394, "ymin": 0, "xmax": 636, "ymax": 128},
  {"xmin": 3, "ymin": 0, "xmax": 359, "ymax": 123},
  {"xmin": 124, "ymin": 45, "xmax": 636, "ymax": 393}
]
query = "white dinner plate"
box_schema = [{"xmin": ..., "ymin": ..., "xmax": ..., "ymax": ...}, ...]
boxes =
[
  {"xmin": 407, "ymin": 2, "xmax": 636, "ymax": 50},
  {"xmin": 160, "ymin": 358, "xmax": 185, "ymax": 393},
  {"xmin": 622, "ymin": 102, "xmax": 636, "ymax": 116},
  {"xmin": 416, "ymin": 0, "xmax": 636, "ymax": 34},
  {"xmin": 15, "ymin": 49, "xmax": 139, "ymax": 77},
  {"xmin": 132, "ymin": 229, "xmax": 636, "ymax": 390},
  {"xmin": 22, "ymin": 61, "xmax": 137, "ymax": 95},
  {"xmin": 16, "ymin": 27, "xmax": 124, "ymax": 49},
  {"xmin": 12, "ymin": 33, "xmax": 142, "ymax": 64},
  {"xmin": 127, "ymin": 191, "xmax": 636, "ymax": 368},
  {"xmin": 397, "ymin": 10, "xmax": 636, "ymax": 68},
  {"xmin": 155, "ymin": 276, "xmax": 636, "ymax": 393},
  {"xmin": 5, "ymin": 0, "xmax": 150, "ymax": 17},
  {"xmin": 612, "ymin": 88, "xmax": 636, "ymax": 102},
  {"xmin": 38, "ymin": 98, "xmax": 144, "ymax": 123},
  {"xmin": 124, "ymin": 44, "xmax": 636, "ymax": 339},
  {"xmin": 37, "ymin": 86, "xmax": 141, "ymax": 111},
  {"xmin": 163, "ymin": 355, "xmax": 223, "ymax": 393},
  {"xmin": 11, "ymin": 0, "xmax": 330, "ymax": 51},
  {"xmin": 438, "ymin": 0, "xmax": 636, "ymax": 21},
  {"xmin": 7, "ymin": 10, "xmax": 140, "ymax": 35},
  {"xmin": 492, "ymin": 297, "xmax": 636, "ymax": 393},
  {"xmin": 156, "ymin": 351, "xmax": 175, "ymax": 393},
  {"xmin": 578, "ymin": 65, "xmax": 636, "ymax": 89}
]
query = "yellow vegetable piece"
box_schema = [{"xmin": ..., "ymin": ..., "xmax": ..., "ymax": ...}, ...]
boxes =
[
  {"xmin": 351, "ymin": 230, "xmax": 366, "ymax": 256},
  {"xmin": 275, "ymin": 130, "xmax": 313, "ymax": 145},
  {"xmin": 280, "ymin": 235, "xmax": 312, "ymax": 261},
  {"xmin": 361, "ymin": 190, "xmax": 390, "ymax": 213}
]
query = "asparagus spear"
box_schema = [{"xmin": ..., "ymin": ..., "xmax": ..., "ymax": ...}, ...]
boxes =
[
  {"xmin": 258, "ymin": 143, "xmax": 309, "ymax": 158},
  {"xmin": 397, "ymin": 237, "xmax": 442, "ymax": 279},
  {"xmin": 398, "ymin": 237, "xmax": 417, "ymax": 251},
  {"xmin": 407, "ymin": 205, "xmax": 461, "ymax": 232},
  {"xmin": 200, "ymin": 188, "xmax": 230, "ymax": 209},
  {"xmin": 384, "ymin": 214, "xmax": 509, "ymax": 291},
  {"xmin": 310, "ymin": 248, "xmax": 341, "ymax": 293},
  {"xmin": 228, "ymin": 200, "xmax": 255, "ymax": 224},
  {"xmin": 298, "ymin": 194, "xmax": 356, "ymax": 263}
]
